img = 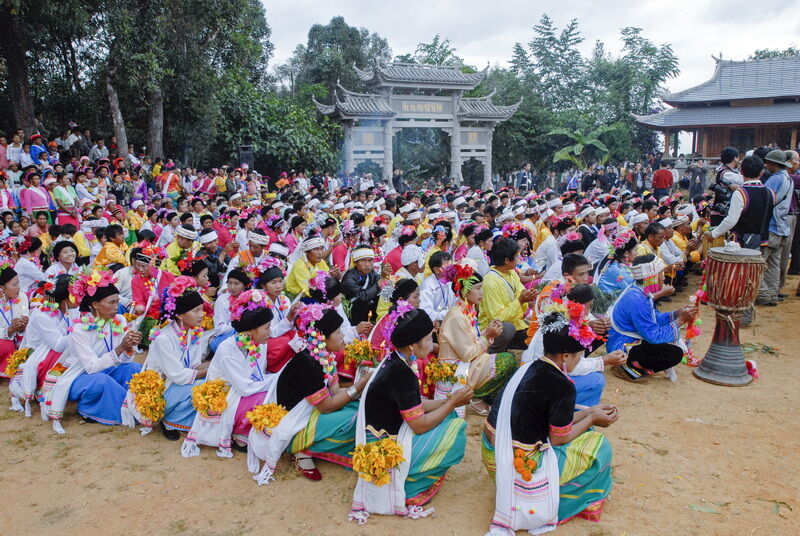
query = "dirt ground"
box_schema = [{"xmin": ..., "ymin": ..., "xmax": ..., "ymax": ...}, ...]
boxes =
[{"xmin": 2, "ymin": 276, "xmax": 799, "ymax": 536}]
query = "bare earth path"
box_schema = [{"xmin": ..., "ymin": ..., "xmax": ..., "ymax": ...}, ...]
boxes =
[{"xmin": 2, "ymin": 277, "xmax": 799, "ymax": 536}]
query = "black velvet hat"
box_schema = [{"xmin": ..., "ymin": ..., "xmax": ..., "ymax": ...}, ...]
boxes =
[
  {"xmin": 174, "ymin": 290, "xmax": 204, "ymax": 316},
  {"xmin": 315, "ymin": 308, "xmax": 343, "ymax": 338},
  {"xmin": 231, "ymin": 306, "xmax": 274, "ymax": 332},
  {"xmin": 79, "ymin": 284, "xmax": 119, "ymax": 312},
  {"xmin": 308, "ymin": 275, "xmax": 343, "ymax": 303},
  {"xmin": 390, "ymin": 308, "xmax": 434, "ymax": 349}
]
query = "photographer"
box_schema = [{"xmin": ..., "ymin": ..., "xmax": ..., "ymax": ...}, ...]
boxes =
[
  {"xmin": 710, "ymin": 155, "xmax": 772, "ymax": 250},
  {"xmin": 709, "ymin": 147, "xmax": 744, "ymax": 226}
]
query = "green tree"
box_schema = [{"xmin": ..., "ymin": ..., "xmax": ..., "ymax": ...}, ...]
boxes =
[
  {"xmin": 292, "ymin": 16, "xmax": 391, "ymax": 93},
  {"xmin": 749, "ymin": 47, "xmax": 800, "ymax": 60},
  {"xmin": 548, "ymin": 124, "xmax": 621, "ymax": 169},
  {"xmin": 395, "ymin": 34, "xmax": 463, "ymax": 65},
  {"xmin": 215, "ymin": 80, "xmax": 341, "ymax": 172}
]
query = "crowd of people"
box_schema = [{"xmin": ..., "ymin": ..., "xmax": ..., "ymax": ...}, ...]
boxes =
[{"xmin": 1, "ymin": 124, "xmax": 799, "ymax": 533}]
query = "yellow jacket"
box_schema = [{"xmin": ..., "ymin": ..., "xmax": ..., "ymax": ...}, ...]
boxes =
[
  {"xmin": 479, "ymin": 268, "xmax": 527, "ymax": 331},
  {"xmin": 285, "ymin": 256, "xmax": 330, "ymax": 298},
  {"xmin": 95, "ymin": 242, "xmax": 129, "ymax": 267}
]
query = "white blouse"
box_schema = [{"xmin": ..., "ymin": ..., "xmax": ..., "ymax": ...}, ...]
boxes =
[
  {"xmin": 147, "ymin": 323, "xmax": 208, "ymax": 388},
  {"xmin": 22, "ymin": 306, "xmax": 76, "ymax": 352},
  {"xmin": 0, "ymin": 294, "xmax": 29, "ymax": 341},
  {"xmin": 207, "ymin": 334, "xmax": 271, "ymax": 397},
  {"xmin": 268, "ymin": 294, "xmax": 293, "ymax": 337},
  {"xmin": 68, "ymin": 314, "xmax": 134, "ymax": 373},
  {"xmin": 213, "ymin": 291, "xmax": 232, "ymax": 335},
  {"xmin": 44, "ymin": 262, "xmax": 79, "ymax": 281},
  {"xmin": 15, "ymin": 256, "xmax": 46, "ymax": 294}
]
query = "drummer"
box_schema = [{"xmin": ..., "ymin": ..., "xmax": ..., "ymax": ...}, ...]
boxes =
[{"xmin": 606, "ymin": 254, "xmax": 698, "ymax": 382}]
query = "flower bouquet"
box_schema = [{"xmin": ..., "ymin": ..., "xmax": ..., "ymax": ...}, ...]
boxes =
[
  {"xmin": 513, "ymin": 447, "xmax": 542, "ymax": 482},
  {"xmin": 424, "ymin": 358, "xmax": 457, "ymax": 385},
  {"xmin": 246, "ymin": 403, "xmax": 288, "ymax": 434},
  {"xmin": 351, "ymin": 438, "xmax": 405, "ymax": 487},
  {"xmin": 344, "ymin": 339, "xmax": 380, "ymax": 369},
  {"xmin": 4, "ymin": 347, "xmax": 33, "ymax": 378},
  {"xmin": 128, "ymin": 370, "xmax": 166, "ymax": 422},
  {"xmin": 191, "ymin": 378, "xmax": 230, "ymax": 417}
]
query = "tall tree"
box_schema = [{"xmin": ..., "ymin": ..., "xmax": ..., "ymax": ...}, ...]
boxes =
[
  {"xmin": 293, "ymin": 16, "xmax": 390, "ymax": 93},
  {"xmin": 0, "ymin": 0, "xmax": 38, "ymax": 136},
  {"xmin": 395, "ymin": 34, "xmax": 463, "ymax": 65}
]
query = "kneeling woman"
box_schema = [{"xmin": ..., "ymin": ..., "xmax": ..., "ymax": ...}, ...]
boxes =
[
  {"xmin": 144, "ymin": 276, "xmax": 210, "ymax": 440},
  {"xmin": 10, "ymin": 275, "xmax": 76, "ymax": 416},
  {"xmin": 438, "ymin": 262, "xmax": 516, "ymax": 415},
  {"xmin": 350, "ymin": 306, "xmax": 471, "ymax": 523},
  {"xmin": 184, "ymin": 289, "xmax": 274, "ymax": 456},
  {"xmin": 0, "ymin": 262, "xmax": 29, "ymax": 379},
  {"xmin": 258, "ymin": 305, "xmax": 367, "ymax": 482},
  {"xmin": 482, "ymin": 306, "xmax": 618, "ymax": 535},
  {"xmin": 44, "ymin": 268, "xmax": 142, "ymax": 433}
]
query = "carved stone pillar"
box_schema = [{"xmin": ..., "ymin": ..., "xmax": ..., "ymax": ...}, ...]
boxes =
[
  {"xmin": 343, "ymin": 121, "xmax": 355, "ymax": 174},
  {"xmin": 482, "ymin": 126, "xmax": 495, "ymax": 190},
  {"xmin": 383, "ymin": 119, "xmax": 394, "ymax": 182},
  {"xmin": 450, "ymin": 121, "xmax": 462, "ymax": 185}
]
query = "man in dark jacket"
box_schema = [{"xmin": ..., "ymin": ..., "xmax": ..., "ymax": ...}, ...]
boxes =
[{"xmin": 340, "ymin": 246, "xmax": 387, "ymax": 324}]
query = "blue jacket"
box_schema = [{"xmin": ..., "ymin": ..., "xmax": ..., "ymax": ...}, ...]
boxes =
[{"xmin": 607, "ymin": 285, "xmax": 678, "ymax": 351}]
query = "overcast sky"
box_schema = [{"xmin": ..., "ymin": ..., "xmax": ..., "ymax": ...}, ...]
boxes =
[{"xmin": 265, "ymin": 0, "xmax": 800, "ymax": 94}]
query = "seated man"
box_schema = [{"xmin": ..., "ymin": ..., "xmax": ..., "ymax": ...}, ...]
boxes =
[
  {"xmin": 340, "ymin": 246, "xmax": 385, "ymax": 324},
  {"xmin": 479, "ymin": 237, "xmax": 536, "ymax": 353},
  {"xmin": 419, "ymin": 250, "xmax": 455, "ymax": 325},
  {"xmin": 606, "ymin": 254, "xmax": 697, "ymax": 382}
]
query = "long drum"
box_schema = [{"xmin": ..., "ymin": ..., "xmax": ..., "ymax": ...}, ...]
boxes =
[
  {"xmin": 694, "ymin": 246, "xmax": 765, "ymax": 386},
  {"xmin": 703, "ymin": 247, "xmax": 765, "ymax": 311}
]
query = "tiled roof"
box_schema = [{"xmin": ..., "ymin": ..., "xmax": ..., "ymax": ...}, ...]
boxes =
[
  {"xmin": 313, "ymin": 87, "xmax": 393, "ymax": 117},
  {"xmin": 458, "ymin": 96, "xmax": 521, "ymax": 119},
  {"xmin": 354, "ymin": 62, "xmax": 486, "ymax": 87},
  {"xmin": 336, "ymin": 94, "xmax": 394, "ymax": 116},
  {"xmin": 634, "ymin": 101, "xmax": 800, "ymax": 128},
  {"xmin": 665, "ymin": 57, "xmax": 800, "ymax": 104}
]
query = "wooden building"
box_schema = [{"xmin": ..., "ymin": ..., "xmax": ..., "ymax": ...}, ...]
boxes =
[{"xmin": 635, "ymin": 56, "xmax": 800, "ymax": 157}]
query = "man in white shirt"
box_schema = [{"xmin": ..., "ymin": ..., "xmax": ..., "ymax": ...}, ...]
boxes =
[
  {"xmin": 419, "ymin": 250, "xmax": 455, "ymax": 324},
  {"xmin": 466, "ymin": 227, "xmax": 494, "ymax": 276}
]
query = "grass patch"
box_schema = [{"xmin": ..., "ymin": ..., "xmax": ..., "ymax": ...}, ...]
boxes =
[
  {"xmin": 5, "ymin": 429, "xmax": 36, "ymax": 448},
  {"xmin": 167, "ymin": 518, "xmax": 189, "ymax": 534},
  {"xmin": 40, "ymin": 507, "xmax": 69, "ymax": 525}
]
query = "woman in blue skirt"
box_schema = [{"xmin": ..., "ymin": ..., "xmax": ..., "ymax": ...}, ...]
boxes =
[
  {"xmin": 65, "ymin": 268, "xmax": 142, "ymax": 429},
  {"xmin": 145, "ymin": 276, "xmax": 210, "ymax": 440}
]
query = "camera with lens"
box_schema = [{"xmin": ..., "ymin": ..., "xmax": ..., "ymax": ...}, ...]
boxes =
[
  {"xmin": 709, "ymin": 175, "xmax": 732, "ymax": 201},
  {"xmin": 709, "ymin": 176, "xmax": 733, "ymax": 225}
]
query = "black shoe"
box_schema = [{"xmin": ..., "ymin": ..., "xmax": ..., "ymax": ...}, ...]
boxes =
[
  {"xmin": 231, "ymin": 441, "xmax": 248, "ymax": 453},
  {"xmin": 160, "ymin": 422, "xmax": 180, "ymax": 441},
  {"xmin": 778, "ymin": 293, "xmax": 788, "ymax": 299},
  {"xmin": 659, "ymin": 297, "xmax": 672, "ymax": 302},
  {"xmin": 766, "ymin": 302, "xmax": 778, "ymax": 306},
  {"xmin": 81, "ymin": 416, "xmax": 98, "ymax": 424}
]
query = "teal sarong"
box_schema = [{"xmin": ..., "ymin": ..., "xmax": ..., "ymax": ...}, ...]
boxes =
[
  {"xmin": 290, "ymin": 400, "xmax": 359, "ymax": 468},
  {"xmin": 481, "ymin": 430, "xmax": 613, "ymax": 523},
  {"xmin": 368, "ymin": 410, "xmax": 467, "ymax": 506}
]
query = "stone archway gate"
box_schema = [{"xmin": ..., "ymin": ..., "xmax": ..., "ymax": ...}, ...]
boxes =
[{"xmin": 313, "ymin": 62, "xmax": 520, "ymax": 189}]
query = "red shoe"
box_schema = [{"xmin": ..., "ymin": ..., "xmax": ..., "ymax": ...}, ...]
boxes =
[{"xmin": 294, "ymin": 457, "xmax": 322, "ymax": 481}]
